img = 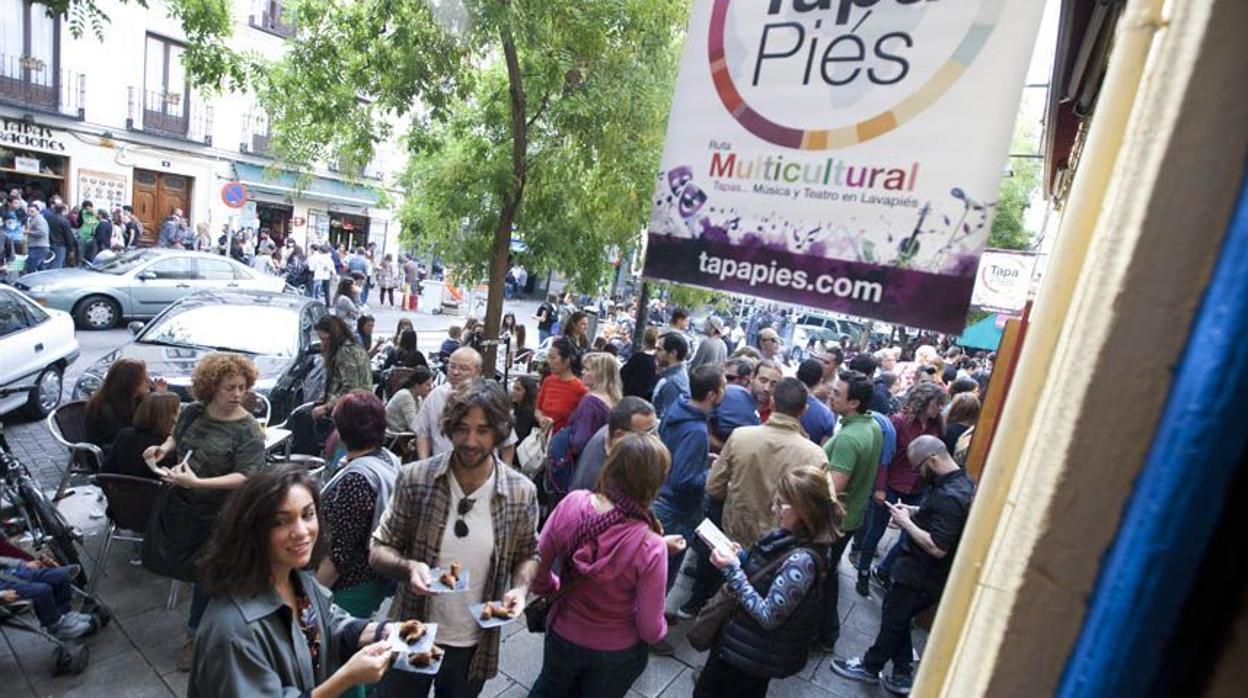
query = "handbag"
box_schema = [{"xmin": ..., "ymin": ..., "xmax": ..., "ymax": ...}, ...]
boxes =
[
  {"xmin": 523, "ymin": 515, "xmax": 597, "ymax": 633},
  {"xmin": 686, "ymin": 547, "xmax": 811, "ymax": 651},
  {"xmin": 141, "ymin": 487, "xmax": 211, "ymax": 583},
  {"xmin": 516, "ymin": 427, "xmax": 549, "ymax": 478}
]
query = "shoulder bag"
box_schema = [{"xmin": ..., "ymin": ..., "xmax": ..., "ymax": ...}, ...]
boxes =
[{"xmin": 686, "ymin": 547, "xmax": 814, "ymax": 651}]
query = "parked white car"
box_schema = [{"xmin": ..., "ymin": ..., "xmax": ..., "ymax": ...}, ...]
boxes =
[{"xmin": 0, "ymin": 285, "xmax": 79, "ymax": 419}]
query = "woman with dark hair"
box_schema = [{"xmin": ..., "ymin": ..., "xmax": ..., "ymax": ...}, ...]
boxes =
[
  {"xmin": 334, "ymin": 276, "xmax": 361, "ymax": 324},
  {"xmin": 382, "ymin": 329, "xmax": 428, "ymax": 371},
  {"xmin": 356, "ymin": 315, "xmax": 381, "ymax": 357},
  {"xmin": 510, "ymin": 375, "xmax": 540, "ymax": 443},
  {"xmin": 312, "ymin": 316, "xmax": 372, "ymax": 420},
  {"xmin": 564, "ymin": 311, "xmax": 590, "ymax": 350},
  {"xmin": 694, "ymin": 466, "xmax": 843, "ymax": 697},
  {"xmin": 943, "ymin": 392, "xmax": 980, "ymax": 460},
  {"xmin": 104, "ymin": 391, "xmax": 181, "ymax": 479},
  {"xmin": 529, "ymin": 433, "xmax": 675, "ymax": 697},
  {"xmin": 188, "ymin": 466, "xmax": 395, "ymax": 697},
  {"xmin": 536, "ymin": 337, "xmax": 587, "ymax": 435},
  {"xmin": 384, "ymin": 366, "xmax": 434, "ymax": 436},
  {"xmin": 85, "ymin": 357, "xmax": 164, "ymax": 448},
  {"xmin": 318, "ymin": 392, "xmax": 402, "ymax": 666},
  {"xmin": 140, "ymin": 352, "xmax": 267, "ymax": 671}
]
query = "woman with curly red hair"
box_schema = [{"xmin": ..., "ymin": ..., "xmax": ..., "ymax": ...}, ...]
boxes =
[{"xmin": 142, "ymin": 351, "xmax": 267, "ymax": 672}]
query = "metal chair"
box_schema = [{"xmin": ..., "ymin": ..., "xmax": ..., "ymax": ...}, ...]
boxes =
[
  {"xmin": 244, "ymin": 391, "xmax": 272, "ymax": 428},
  {"xmin": 46, "ymin": 402, "xmax": 105, "ymax": 501},
  {"xmin": 88, "ymin": 474, "xmax": 163, "ymax": 596}
]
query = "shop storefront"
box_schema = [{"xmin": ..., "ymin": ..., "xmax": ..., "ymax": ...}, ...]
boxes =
[{"xmin": 0, "ymin": 117, "xmax": 70, "ymax": 204}]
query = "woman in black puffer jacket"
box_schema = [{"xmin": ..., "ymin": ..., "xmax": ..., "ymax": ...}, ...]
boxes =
[{"xmin": 694, "ymin": 466, "xmax": 843, "ymax": 698}]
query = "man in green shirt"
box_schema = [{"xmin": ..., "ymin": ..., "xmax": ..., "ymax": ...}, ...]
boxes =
[{"xmin": 820, "ymin": 369, "xmax": 883, "ymax": 653}]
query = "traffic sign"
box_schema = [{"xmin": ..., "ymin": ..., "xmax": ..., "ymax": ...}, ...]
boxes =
[{"xmin": 221, "ymin": 182, "xmax": 248, "ymax": 208}]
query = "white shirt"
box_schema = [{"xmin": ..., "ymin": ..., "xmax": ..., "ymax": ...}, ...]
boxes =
[
  {"xmin": 428, "ymin": 466, "xmax": 497, "ymax": 646},
  {"xmin": 309, "ymin": 251, "xmax": 333, "ymax": 281}
]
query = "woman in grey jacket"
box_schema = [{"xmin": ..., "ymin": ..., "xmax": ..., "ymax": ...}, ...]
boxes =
[{"xmin": 188, "ymin": 466, "xmax": 397, "ymax": 698}]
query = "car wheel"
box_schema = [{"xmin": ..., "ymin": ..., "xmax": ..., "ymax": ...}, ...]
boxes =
[
  {"xmin": 74, "ymin": 296, "xmax": 120, "ymax": 330},
  {"xmin": 21, "ymin": 366, "xmax": 63, "ymax": 419}
]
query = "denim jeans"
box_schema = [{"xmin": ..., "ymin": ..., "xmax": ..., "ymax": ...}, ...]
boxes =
[
  {"xmin": 655, "ymin": 500, "xmax": 702, "ymax": 592},
  {"xmin": 683, "ymin": 496, "xmax": 724, "ymax": 612},
  {"xmin": 48, "ymin": 245, "xmax": 66, "ymax": 270},
  {"xmin": 529, "ymin": 629, "xmax": 648, "ymax": 698},
  {"xmin": 0, "ymin": 564, "xmax": 74, "ymax": 627},
  {"xmin": 377, "ymin": 644, "xmax": 483, "ymax": 698},
  {"xmin": 856, "ymin": 489, "xmax": 924, "ymax": 576},
  {"xmin": 26, "ymin": 246, "xmax": 49, "ymax": 272}
]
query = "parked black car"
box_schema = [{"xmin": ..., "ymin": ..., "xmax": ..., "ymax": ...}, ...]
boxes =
[{"xmin": 72, "ymin": 290, "xmax": 327, "ymax": 423}]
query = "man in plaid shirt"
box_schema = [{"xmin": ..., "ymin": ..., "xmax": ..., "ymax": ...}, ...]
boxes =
[{"xmin": 370, "ymin": 379, "xmax": 539, "ymax": 696}]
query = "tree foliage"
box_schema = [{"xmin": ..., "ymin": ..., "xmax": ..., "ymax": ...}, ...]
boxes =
[{"xmin": 989, "ymin": 124, "xmax": 1043, "ymax": 251}]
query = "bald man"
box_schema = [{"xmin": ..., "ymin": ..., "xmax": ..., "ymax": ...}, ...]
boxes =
[{"xmin": 414, "ymin": 347, "xmax": 516, "ymax": 463}]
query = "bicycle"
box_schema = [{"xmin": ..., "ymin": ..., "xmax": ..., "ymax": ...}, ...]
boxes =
[{"xmin": 0, "ymin": 386, "xmax": 112, "ymax": 627}]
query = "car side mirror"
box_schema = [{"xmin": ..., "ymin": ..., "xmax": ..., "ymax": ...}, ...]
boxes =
[
  {"xmin": 137, "ymin": 271, "xmax": 156, "ymax": 281},
  {"xmin": 307, "ymin": 340, "xmax": 322, "ymax": 357},
  {"xmin": 127, "ymin": 321, "xmax": 145, "ymax": 336}
]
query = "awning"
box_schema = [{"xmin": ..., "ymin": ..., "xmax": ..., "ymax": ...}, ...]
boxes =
[
  {"xmin": 958, "ymin": 313, "xmax": 1005, "ymax": 351},
  {"xmin": 232, "ymin": 162, "xmax": 379, "ymax": 207}
]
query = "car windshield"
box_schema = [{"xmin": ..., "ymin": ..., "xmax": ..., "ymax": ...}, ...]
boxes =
[
  {"xmin": 91, "ymin": 249, "xmax": 164, "ymax": 275},
  {"xmin": 140, "ymin": 304, "xmax": 300, "ymax": 357}
]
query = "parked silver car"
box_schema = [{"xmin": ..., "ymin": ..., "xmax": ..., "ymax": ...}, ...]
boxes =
[{"xmin": 15, "ymin": 249, "xmax": 287, "ymax": 330}]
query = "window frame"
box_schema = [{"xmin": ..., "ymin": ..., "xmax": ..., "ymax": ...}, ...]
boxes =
[
  {"xmin": 142, "ymin": 33, "xmax": 190, "ymax": 136},
  {"xmin": 0, "ymin": 0, "xmax": 62, "ymax": 109}
]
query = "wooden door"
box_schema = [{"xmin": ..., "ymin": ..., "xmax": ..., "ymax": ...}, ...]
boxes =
[{"xmin": 132, "ymin": 169, "xmax": 193, "ymax": 246}]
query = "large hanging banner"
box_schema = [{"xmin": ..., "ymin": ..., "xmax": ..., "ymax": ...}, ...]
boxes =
[{"xmin": 644, "ymin": 0, "xmax": 1047, "ymax": 333}]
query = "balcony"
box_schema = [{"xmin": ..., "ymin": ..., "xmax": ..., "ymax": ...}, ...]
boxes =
[
  {"xmin": 0, "ymin": 53, "xmax": 85, "ymax": 119},
  {"xmin": 127, "ymin": 86, "xmax": 214, "ymax": 145},
  {"xmin": 329, "ymin": 158, "xmax": 385, "ymax": 181},
  {"xmin": 240, "ymin": 106, "xmax": 272, "ymax": 156},
  {"xmin": 249, "ymin": 1, "xmax": 295, "ymax": 38}
]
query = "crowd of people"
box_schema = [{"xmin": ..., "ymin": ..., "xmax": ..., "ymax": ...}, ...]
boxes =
[{"xmin": 0, "ymin": 274, "xmax": 990, "ymax": 697}]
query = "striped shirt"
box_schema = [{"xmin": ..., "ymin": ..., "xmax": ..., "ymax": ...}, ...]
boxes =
[{"xmin": 371, "ymin": 451, "xmax": 538, "ymax": 682}]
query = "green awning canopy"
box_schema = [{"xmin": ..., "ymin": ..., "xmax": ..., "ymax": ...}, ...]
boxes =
[{"xmin": 233, "ymin": 162, "xmax": 379, "ymax": 207}]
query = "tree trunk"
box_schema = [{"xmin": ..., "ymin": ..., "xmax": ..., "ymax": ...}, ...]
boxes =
[
  {"xmin": 632, "ymin": 280, "xmax": 651, "ymax": 354},
  {"xmin": 482, "ymin": 27, "xmax": 528, "ymax": 377}
]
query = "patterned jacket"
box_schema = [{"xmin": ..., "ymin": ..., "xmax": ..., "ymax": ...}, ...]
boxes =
[{"xmin": 371, "ymin": 452, "xmax": 539, "ymax": 681}]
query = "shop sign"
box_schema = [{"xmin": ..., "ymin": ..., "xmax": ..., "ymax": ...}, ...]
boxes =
[
  {"xmin": 76, "ymin": 170, "xmax": 128, "ymax": 213},
  {"xmin": 971, "ymin": 249, "xmax": 1037, "ymax": 314},
  {"xmin": 0, "ymin": 118, "xmax": 67, "ymax": 153},
  {"xmin": 643, "ymin": 0, "xmax": 1047, "ymax": 333},
  {"xmin": 14, "ymin": 156, "xmax": 40, "ymax": 174}
]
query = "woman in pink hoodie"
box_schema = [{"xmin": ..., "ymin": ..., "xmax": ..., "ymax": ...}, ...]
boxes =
[{"xmin": 529, "ymin": 432, "xmax": 676, "ymax": 698}]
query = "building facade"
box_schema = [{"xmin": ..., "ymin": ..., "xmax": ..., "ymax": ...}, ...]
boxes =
[{"xmin": 0, "ymin": 0, "xmax": 402, "ymax": 253}]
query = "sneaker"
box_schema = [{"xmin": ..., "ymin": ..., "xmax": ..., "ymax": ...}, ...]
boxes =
[
  {"xmin": 65, "ymin": 611, "xmax": 95, "ymax": 626},
  {"xmin": 831, "ymin": 656, "xmax": 880, "ymax": 683},
  {"xmin": 855, "ymin": 573, "xmax": 871, "ymax": 597},
  {"xmin": 881, "ymin": 671, "xmax": 914, "ymax": 695},
  {"xmin": 673, "ymin": 603, "xmax": 699, "ymax": 621},
  {"xmin": 177, "ymin": 637, "xmax": 195, "ymax": 672},
  {"xmin": 648, "ymin": 639, "xmax": 676, "ymax": 656},
  {"xmin": 49, "ymin": 614, "xmax": 91, "ymax": 640}
]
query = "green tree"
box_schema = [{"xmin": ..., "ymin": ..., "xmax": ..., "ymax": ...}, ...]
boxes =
[{"xmin": 990, "ymin": 127, "xmax": 1043, "ymax": 251}]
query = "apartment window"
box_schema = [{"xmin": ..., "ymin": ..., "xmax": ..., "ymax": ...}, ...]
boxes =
[
  {"xmin": 251, "ymin": 0, "xmax": 294, "ymax": 38},
  {"xmin": 143, "ymin": 34, "xmax": 189, "ymax": 136},
  {"xmin": 0, "ymin": 1, "xmax": 58, "ymax": 108}
]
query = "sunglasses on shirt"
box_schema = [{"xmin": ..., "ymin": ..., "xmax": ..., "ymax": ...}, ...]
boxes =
[{"xmin": 454, "ymin": 497, "xmax": 477, "ymax": 538}]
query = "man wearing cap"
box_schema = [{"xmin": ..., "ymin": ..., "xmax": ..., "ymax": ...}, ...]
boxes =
[
  {"xmin": 689, "ymin": 315, "xmax": 728, "ymax": 370},
  {"xmin": 831, "ymin": 435, "xmax": 975, "ymax": 695}
]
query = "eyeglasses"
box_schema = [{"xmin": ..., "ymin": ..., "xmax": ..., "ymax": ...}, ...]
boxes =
[
  {"xmin": 761, "ymin": 337, "xmax": 779, "ymax": 343},
  {"xmin": 770, "ymin": 497, "xmax": 792, "ymax": 513},
  {"xmin": 454, "ymin": 497, "xmax": 476, "ymax": 538}
]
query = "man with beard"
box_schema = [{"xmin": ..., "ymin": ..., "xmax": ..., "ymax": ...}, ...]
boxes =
[
  {"xmin": 414, "ymin": 347, "xmax": 516, "ymax": 463},
  {"xmin": 710, "ymin": 358, "xmax": 782, "ymax": 448},
  {"xmin": 370, "ymin": 380, "xmax": 538, "ymax": 697},
  {"xmin": 832, "ymin": 436, "xmax": 974, "ymax": 694}
]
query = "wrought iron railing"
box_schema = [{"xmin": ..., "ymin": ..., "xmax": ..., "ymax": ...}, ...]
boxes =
[
  {"xmin": 127, "ymin": 86, "xmax": 214, "ymax": 145},
  {"xmin": 0, "ymin": 53, "xmax": 85, "ymax": 119},
  {"xmin": 249, "ymin": 0, "xmax": 295, "ymax": 38}
]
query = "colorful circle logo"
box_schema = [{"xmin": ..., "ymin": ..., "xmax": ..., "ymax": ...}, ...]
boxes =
[{"xmin": 707, "ymin": 0, "xmax": 1003, "ymax": 150}]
